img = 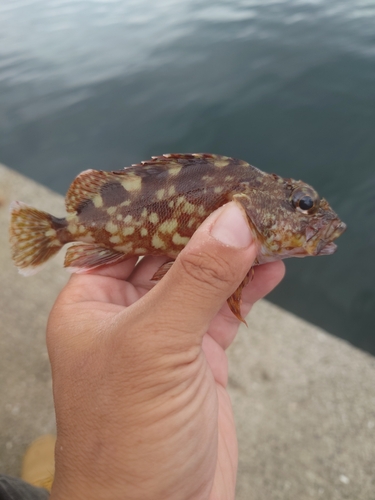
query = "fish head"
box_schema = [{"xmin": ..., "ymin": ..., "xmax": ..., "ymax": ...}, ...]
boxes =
[{"xmin": 234, "ymin": 174, "xmax": 346, "ymax": 264}]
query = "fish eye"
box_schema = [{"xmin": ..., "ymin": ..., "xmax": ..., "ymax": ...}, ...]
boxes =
[
  {"xmin": 299, "ymin": 195, "xmax": 314, "ymax": 211},
  {"xmin": 291, "ymin": 187, "xmax": 320, "ymax": 214}
]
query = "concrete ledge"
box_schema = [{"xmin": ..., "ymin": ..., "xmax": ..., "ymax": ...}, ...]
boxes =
[{"xmin": 1, "ymin": 164, "xmax": 374, "ymax": 499}]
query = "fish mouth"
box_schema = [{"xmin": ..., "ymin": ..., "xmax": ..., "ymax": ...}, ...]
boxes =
[
  {"xmin": 317, "ymin": 241, "xmax": 338, "ymax": 255},
  {"xmin": 306, "ymin": 220, "xmax": 347, "ymax": 256}
]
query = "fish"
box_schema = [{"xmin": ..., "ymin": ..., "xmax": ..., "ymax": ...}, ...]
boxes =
[{"xmin": 9, "ymin": 153, "xmax": 346, "ymax": 321}]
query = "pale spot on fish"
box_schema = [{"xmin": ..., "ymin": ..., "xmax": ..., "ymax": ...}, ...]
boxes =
[
  {"xmin": 93, "ymin": 195, "xmax": 103, "ymax": 208},
  {"xmin": 82, "ymin": 233, "xmax": 95, "ymax": 243},
  {"xmin": 121, "ymin": 176, "xmax": 142, "ymax": 192},
  {"xmin": 168, "ymin": 165, "xmax": 182, "ymax": 176},
  {"xmin": 66, "ymin": 213, "xmax": 77, "ymax": 222},
  {"xmin": 45, "ymin": 229, "xmax": 56, "ymax": 238},
  {"xmin": 215, "ymin": 160, "xmax": 229, "ymax": 168},
  {"xmin": 176, "ymin": 196, "xmax": 185, "ymax": 207},
  {"xmin": 105, "ymin": 221, "xmax": 119, "ymax": 234},
  {"xmin": 68, "ymin": 224, "xmax": 78, "ymax": 234},
  {"xmin": 107, "ymin": 206, "xmax": 117, "ymax": 216},
  {"xmin": 149, "ymin": 213, "xmax": 159, "ymax": 224},
  {"xmin": 187, "ymin": 218, "xmax": 196, "ymax": 228},
  {"xmin": 168, "ymin": 201, "xmax": 174, "ymax": 208},
  {"xmin": 124, "ymin": 214, "xmax": 133, "ymax": 224},
  {"xmin": 141, "ymin": 208, "xmax": 148, "ymax": 218},
  {"xmin": 168, "ymin": 185, "xmax": 176, "ymax": 196},
  {"xmin": 152, "ymin": 234, "xmax": 166, "ymax": 249},
  {"xmin": 120, "ymin": 200, "xmax": 131, "ymax": 207},
  {"xmin": 197, "ymin": 205, "xmax": 206, "ymax": 217},
  {"xmin": 214, "ymin": 186, "xmax": 224, "ymax": 194},
  {"xmin": 182, "ymin": 201, "xmax": 196, "ymax": 214},
  {"xmin": 78, "ymin": 225, "xmax": 86, "ymax": 234},
  {"xmin": 172, "ymin": 233, "xmax": 190, "ymax": 246},
  {"xmin": 109, "ymin": 235, "xmax": 122, "ymax": 244},
  {"xmin": 116, "ymin": 214, "xmax": 123, "ymax": 221},
  {"xmin": 225, "ymin": 176, "xmax": 234, "ymax": 182},
  {"xmin": 140, "ymin": 227, "xmax": 148, "ymax": 237},
  {"xmin": 158, "ymin": 219, "xmax": 178, "ymax": 234},
  {"xmin": 156, "ymin": 189, "xmax": 165, "ymax": 200},
  {"xmin": 134, "ymin": 248, "xmax": 147, "ymax": 254},
  {"xmin": 122, "ymin": 226, "xmax": 135, "ymax": 236},
  {"xmin": 114, "ymin": 242, "xmax": 133, "ymax": 253}
]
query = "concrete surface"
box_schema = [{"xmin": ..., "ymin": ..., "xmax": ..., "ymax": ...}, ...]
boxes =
[{"xmin": 1, "ymin": 163, "xmax": 374, "ymax": 499}]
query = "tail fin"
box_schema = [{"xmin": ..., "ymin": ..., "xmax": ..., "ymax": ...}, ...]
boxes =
[{"xmin": 9, "ymin": 201, "xmax": 64, "ymax": 276}]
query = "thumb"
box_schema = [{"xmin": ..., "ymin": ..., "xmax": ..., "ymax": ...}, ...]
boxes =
[{"xmin": 142, "ymin": 201, "xmax": 257, "ymax": 345}]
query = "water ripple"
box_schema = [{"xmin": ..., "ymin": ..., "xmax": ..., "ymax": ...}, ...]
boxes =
[{"xmin": 1, "ymin": 0, "xmax": 374, "ymax": 353}]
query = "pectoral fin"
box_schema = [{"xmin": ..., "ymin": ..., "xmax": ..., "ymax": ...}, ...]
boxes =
[
  {"xmin": 151, "ymin": 260, "xmax": 175, "ymax": 281},
  {"xmin": 152, "ymin": 261, "xmax": 253, "ymax": 324},
  {"xmin": 226, "ymin": 270, "xmax": 253, "ymax": 324}
]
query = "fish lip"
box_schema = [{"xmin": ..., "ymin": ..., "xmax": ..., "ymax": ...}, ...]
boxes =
[
  {"xmin": 317, "ymin": 241, "xmax": 338, "ymax": 255},
  {"xmin": 305, "ymin": 219, "xmax": 346, "ymax": 256},
  {"xmin": 316, "ymin": 221, "xmax": 347, "ymax": 255},
  {"xmin": 330, "ymin": 221, "xmax": 347, "ymax": 239}
]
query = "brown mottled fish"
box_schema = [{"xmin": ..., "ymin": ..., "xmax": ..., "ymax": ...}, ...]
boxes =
[{"xmin": 9, "ymin": 153, "xmax": 346, "ymax": 321}]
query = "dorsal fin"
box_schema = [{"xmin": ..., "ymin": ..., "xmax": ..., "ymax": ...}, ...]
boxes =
[
  {"xmin": 132, "ymin": 153, "xmax": 221, "ymax": 173},
  {"xmin": 65, "ymin": 154, "xmax": 236, "ymax": 213},
  {"xmin": 65, "ymin": 169, "xmax": 113, "ymax": 213}
]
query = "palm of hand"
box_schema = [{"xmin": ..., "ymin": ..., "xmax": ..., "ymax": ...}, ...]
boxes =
[{"xmin": 48, "ymin": 255, "xmax": 283, "ymax": 500}]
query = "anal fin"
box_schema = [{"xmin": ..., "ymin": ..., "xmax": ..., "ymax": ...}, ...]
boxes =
[{"xmin": 64, "ymin": 244, "xmax": 126, "ymax": 272}]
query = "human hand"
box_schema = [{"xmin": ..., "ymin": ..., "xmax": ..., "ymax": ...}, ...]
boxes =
[{"xmin": 47, "ymin": 202, "xmax": 285, "ymax": 500}]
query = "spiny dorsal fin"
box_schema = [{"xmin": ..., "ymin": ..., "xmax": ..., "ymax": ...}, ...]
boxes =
[
  {"xmin": 65, "ymin": 154, "xmax": 236, "ymax": 213},
  {"xmin": 121, "ymin": 153, "xmax": 236, "ymax": 181},
  {"xmin": 134, "ymin": 153, "xmax": 226, "ymax": 173}
]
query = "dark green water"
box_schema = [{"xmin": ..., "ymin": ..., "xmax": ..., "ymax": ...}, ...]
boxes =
[{"xmin": 1, "ymin": 0, "xmax": 374, "ymax": 354}]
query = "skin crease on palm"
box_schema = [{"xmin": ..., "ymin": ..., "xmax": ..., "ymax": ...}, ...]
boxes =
[{"xmin": 46, "ymin": 202, "xmax": 285, "ymax": 500}]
